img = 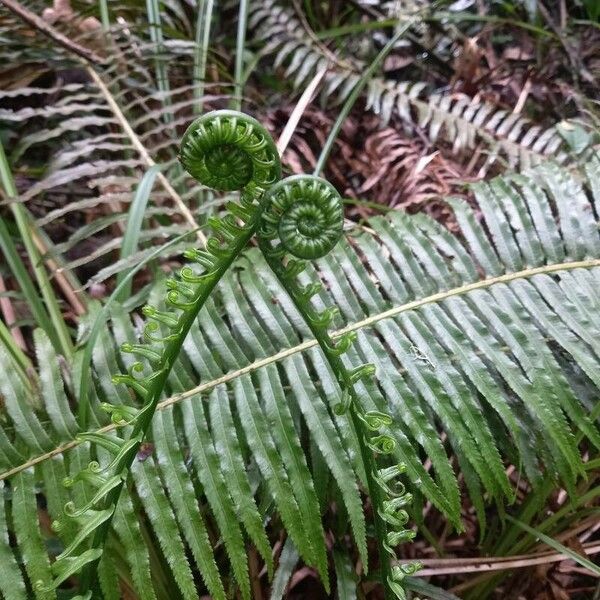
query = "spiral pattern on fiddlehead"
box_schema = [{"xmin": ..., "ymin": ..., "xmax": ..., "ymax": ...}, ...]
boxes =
[
  {"xmin": 180, "ymin": 109, "xmax": 280, "ymax": 194},
  {"xmin": 257, "ymin": 175, "xmax": 419, "ymax": 600},
  {"xmin": 45, "ymin": 110, "xmax": 282, "ymax": 599},
  {"xmin": 261, "ymin": 175, "xmax": 344, "ymax": 260}
]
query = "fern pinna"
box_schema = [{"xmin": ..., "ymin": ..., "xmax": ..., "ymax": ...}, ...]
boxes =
[{"xmin": 47, "ymin": 110, "xmax": 416, "ymax": 599}]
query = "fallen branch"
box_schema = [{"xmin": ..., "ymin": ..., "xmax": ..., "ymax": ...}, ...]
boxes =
[
  {"xmin": 0, "ymin": 0, "xmax": 105, "ymax": 64},
  {"xmin": 413, "ymin": 541, "xmax": 600, "ymax": 577}
]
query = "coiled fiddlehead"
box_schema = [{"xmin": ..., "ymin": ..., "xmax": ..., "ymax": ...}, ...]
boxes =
[
  {"xmin": 262, "ymin": 175, "xmax": 344, "ymax": 259},
  {"xmin": 46, "ymin": 110, "xmax": 417, "ymax": 600},
  {"xmin": 257, "ymin": 174, "xmax": 420, "ymax": 600},
  {"xmin": 44, "ymin": 111, "xmax": 281, "ymax": 599},
  {"xmin": 180, "ymin": 110, "xmax": 279, "ymax": 194}
]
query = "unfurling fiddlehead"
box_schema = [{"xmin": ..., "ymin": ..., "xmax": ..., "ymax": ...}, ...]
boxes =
[
  {"xmin": 257, "ymin": 175, "xmax": 419, "ymax": 600},
  {"xmin": 47, "ymin": 110, "xmax": 417, "ymax": 600},
  {"xmin": 45, "ymin": 111, "xmax": 280, "ymax": 599}
]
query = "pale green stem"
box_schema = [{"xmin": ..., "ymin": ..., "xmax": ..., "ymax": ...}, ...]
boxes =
[
  {"xmin": 98, "ymin": 0, "xmax": 110, "ymax": 31},
  {"xmin": 0, "ymin": 141, "xmax": 73, "ymax": 357},
  {"xmin": 193, "ymin": 0, "xmax": 215, "ymax": 114},
  {"xmin": 314, "ymin": 19, "xmax": 415, "ymax": 177},
  {"xmin": 233, "ymin": 0, "xmax": 249, "ymax": 110}
]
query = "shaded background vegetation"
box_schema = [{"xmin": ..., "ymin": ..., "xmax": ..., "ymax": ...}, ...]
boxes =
[{"xmin": 0, "ymin": 0, "xmax": 599, "ymax": 598}]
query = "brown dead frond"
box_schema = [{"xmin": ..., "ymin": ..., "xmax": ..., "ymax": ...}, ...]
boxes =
[{"xmin": 340, "ymin": 115, "xmax": 478, "ymax": 228}]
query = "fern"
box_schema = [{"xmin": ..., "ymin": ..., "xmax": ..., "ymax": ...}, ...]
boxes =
[
  {"xmin": 0, "ymin": 0, "xmax": 570, "ymax": 296},
  {"xmin": 248, "ymin": 0, "xmax": 569, "ymax": 171},
  {"xmin": 43, "ymin": 111, "xmax": 281, "ymax": 598},
  {"xmin": 1, "ymin": 3, "xmax": 599, "ymax": 598},
  {"xmin": 1, "ymin": 149, "xmax": 600, "ymax": 598},
  {"xmin": 256, "ymin": 173, "xmax": 419, "ymax": 597},
  {"xmin": 0, "ymin": 12, "xmax": 213, "ymax": 284},
  {"xmin": 38, "ymin": 109, "xmax": 417, "ymax": 600}
]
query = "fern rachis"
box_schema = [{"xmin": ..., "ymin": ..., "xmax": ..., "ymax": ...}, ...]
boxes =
[{"xmin": 46, "ymin": 110, "xmax": 281, "ymax": 599}]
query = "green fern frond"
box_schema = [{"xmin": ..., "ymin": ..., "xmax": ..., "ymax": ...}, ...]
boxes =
[{"xmin": 2, "ymin": 153, "xmax": 600, "ymax": 597}]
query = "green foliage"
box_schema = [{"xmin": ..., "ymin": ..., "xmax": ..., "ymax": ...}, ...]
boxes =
[
  {"xmin": 47, "ymin": 111, "xmax": 282, "ymax": 597},
  {"xmin": 0, "ymin": 2, "xmax": 599, "ymax": 598},
  {"xmin": 40, "ymin": 108, "xmax": 416, "ymax": 599},
  {"xmin": 0, "ymin": 149, "xmax": 599, "ymax": 598},
  {"xmin": 257, "ymin": 173, "xmax": 418, "ymax": 598}
]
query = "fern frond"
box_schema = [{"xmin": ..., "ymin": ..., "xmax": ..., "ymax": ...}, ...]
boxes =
[
  {"xmin": 0, "ymin": 481, "xmax": 28, "ymax": 599},
  {"xmin": 0, "ymin": 16, "xmax": 212, "ymax": 282},
  {"xmin": 1, "ymin": 116, "xmax": 600, "ymax": 597}
]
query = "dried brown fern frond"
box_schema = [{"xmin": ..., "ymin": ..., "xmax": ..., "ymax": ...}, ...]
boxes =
[
  {"xmin": 340, "ymin": 116, "xmax": 478, "ymax": 227},
  {"xmin": 267, "ymin": 107, "xmax": 476, "ymax": 227}
]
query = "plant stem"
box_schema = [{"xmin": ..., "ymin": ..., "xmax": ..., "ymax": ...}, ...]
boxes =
[
  {"xmin": 78, "ymin": 221, "xmax": 261, "ymax": 595},
  {"xmin": 349, "ymin": 411, "xmax": 394, "ymax": 600},
  {"xmin": 260, "ymin": 247, "xmax": 394, "ymax": 600},
  {"xmin": 233, "ymin": 0, "xmax": 250, "ymax": 110},
  {"xmin": 98, "ymin": 0, "xmax": 110, "ymax": 31},
  {"xmin": 314, "ymin": 19, "xmax": 414, "ymax": 177},
  {"xmin": 145, "ymin": 0, "xmax": 174, "ymax": 124},
  {"xmin": 77, "ymin": 227, "xmax": 203, "ymax": 427},
  {"xmin": 193, "ymin": 0, "xmax": 215, "ymax": 114},
  {"xmin": 0, "ymin": 0, "xmax": 105, "ymax": 63}
]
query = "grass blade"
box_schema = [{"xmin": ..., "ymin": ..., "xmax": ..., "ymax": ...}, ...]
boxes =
[
  {"xmin": 116, "ymin": 164, "xmax": 160, "ymax": 299},
  {"xmin": 233, "ymin": 0, "xmax": 250, "ymax": 110},
  {"xmin": 193, "ymin": 0, "xmax": 215, "ymax": 114},
  {"xmin": 270, "ymin": 538, "xmax": 299, "ymax": 600},
  {"xmin": 505, "ymin": 515, "xmax": 600, "ymax": 575}
]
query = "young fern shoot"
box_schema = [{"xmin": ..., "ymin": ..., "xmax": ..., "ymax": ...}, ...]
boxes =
[
  {"xmin": 45, "ymin": 110, "xmax": 417, "ymax": 600},
  {"xmin": 257, "ymin": 175, "xmax": 420, "ymax": 600},
  {"xmin": 44, "ymin": 111, "xmax": 281, "ymax": 598}
]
